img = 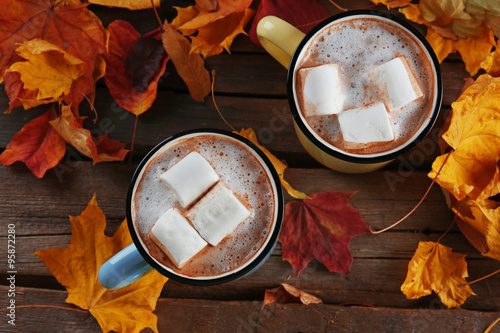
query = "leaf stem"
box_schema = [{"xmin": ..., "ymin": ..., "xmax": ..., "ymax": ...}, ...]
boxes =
[
  {"xmin": 369, "ymin": 151, "xmax": 452, "ymax": 234},
  {"xmin": 435, "ymin": 215, "xmax": 457, "ymax": 244},
  {"xmin": 0, "ymin": 304, "xmax": 89, "ymax": 313},
  {"xmin": 211, "ymin": 70, "xmax": 236, "ymax": 132},
  {"xmin": 128, "ymin": 115, "xmax": 138, "ymax": 165},
  {"xmin": 328, "ymin": 0, "xmax": 348, "ymax": 11},
  {"xmin": 151, "ymin": 0, "xmax": 164, "ymax": 32},
  {"xmin": 485, "ymin": 316, "xmax": 500, "ymax": 333},
  {"xmin": 467, "ymin": 268, "xmax": 500, "ymax": 286}
]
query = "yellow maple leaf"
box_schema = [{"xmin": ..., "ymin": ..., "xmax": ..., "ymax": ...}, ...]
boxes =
[
  {"xmin": 369, "ymin": 0, "xmax": 412, "ymax": 8},
  {"xmin": 190, "ymin": 8, "xmax": 255, "ymax": 58},
  {"xmin": 428, "ymin": 74, "xmax": 500, "ymax": 203},
  {"xmin": 6, "ymin": 39, "xmax": 85, "ymax": 101},
  {"xmin": 397, "ymin": 2, "xmax": 496, "ymax": 75},
  {"xmin": 235, "ymin": 128, "xmax": 308, "ymax": 200},
  {"xmin": 401, "ymin": 241, "xmax": 475, "ymax": 308},
  {"xmin": 35, "ymin": 194, "xmax": 168, "ymax": 333},
  {"xmin": 480, "ymin": 42, "xmax": 500, "ymax": 76}
]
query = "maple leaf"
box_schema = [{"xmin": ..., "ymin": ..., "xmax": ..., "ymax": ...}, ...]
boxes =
[
  {"xmin": 34, "ymin": 194, "xmax": 168, "ymax": 333},
  {"xmin": 235, "ymin": 128, "xmax": 308, "ymax": 200},
  {"xmin": 0, "ymin": 0, "xmax": 107, "ymax": 109},
  {"xmin": 249, "ymin": 0, "xmax": 330, "ymax": 46},
  {"xmin": 89, "ymin": 0, "xmax": 161, "ymax": 10},
  {"xmin": 428, "ymin": 74, "xmax": 500, "ymax": 204},
  {"xmin": 0, "ymin": 108, "xmax": 66, "ymax": 178},
  {"xmin": 280, "ymin": 191, "xmax": 368, "ymax": 276},
  {"xmin": 162, "ymin": 21, "xmax": 211, "ymax": 102},
  {"xmin": 49, "ymin": 105, "xmax": 129, "ymax": 164},
  {"xmin": 175, "ymin": 0, "xmax": 252, "ymax": 31},
  {"xmin": 480, "ymin": 43, "xmax": 500, "ymax": 76},
  {"xmin": 104, "ymin": 20, "xmax": 169, "ymax": 116},
  {"xmin": 173, "ymin": 5, "xmax": 255, "ymax": 58},
  {"xmin": 196, "ymin": 0, "xmax": 218, "ymax": 12},
  {"xmin": 398, "ymin": 2, "xmax": 495, "ymax": 75},
  {"xmin": 6, "ymin": 39, "xmax": 86, "ymax": 102},
  {"xmin": 263, "ymin": 283, "xmax": 323, "ymax": 307},
  {"xmin": 401, "ymin": 241, "xmax": 476, "ymax": 308}
]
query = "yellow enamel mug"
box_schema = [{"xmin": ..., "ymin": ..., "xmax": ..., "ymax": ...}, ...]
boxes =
[{"xmin": 256, "ymin": 11, "xmax": 442, "ymax": 173}]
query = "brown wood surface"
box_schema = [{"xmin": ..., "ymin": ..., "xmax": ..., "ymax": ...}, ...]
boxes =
[{"xmin": 1, "ymin": 0, "xmax": 499, "ymax": 332}]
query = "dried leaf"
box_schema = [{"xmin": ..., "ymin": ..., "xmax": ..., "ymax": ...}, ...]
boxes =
[
  {"xmin": 0, "ymin": 0, "xmax": 107, "ymax": 108},
  {"xmin": 161, "ymin": 21, "xmax": 211, "ymax": 102},
  {"xmin": 369, "ymin": 0, "xmax": 412, "ymax": 8},
  {"xmin": 235, "ymin": 128, "xmax": 308, "ymax": 200},
  {"xmin": 176, "ymin": 0, "xmax": 252, "ymax": 31},
  {"xmin": 398, "ymin": 2, "xmax": 496, "ymax": 75},
  {"xmin": 196, "ymin": 0, "xmax": 218, "ymax": 12},
  {"xmin": 6, "ymin": 39, "xmax": 86, "ymax": 101},
  {"xmin": 401, "ymin": 241, "xmax": 475, "ymax": 308},
  {"xmin": 263, "ymin": 283, "xmax": 322, "ymax": 306},
  {"xmin": 0, "ymin": 108, "xmax": 66, "ymax": 178},
  {"xmin": 280, "ymin": 191, "xmax": 367, "ymax": 276},
  {"xmin": 179, "ymin": 8, "xmax": 255, "ymax": 58},
  {"xmin": 104, "ymin": 20, "xmax": 169, "ymax": 115},
  {"xmin": 34, "ymin": 195, "xmax": 168, "ymax": 333},
  {"xmin": 89, "ymin": 0, "xmax": 161, "ymax": 10},
  {"xmin": 480, "ymin": 43, "xmax": 500, "ymax": 76},
  {"xmin": 249, "ymin": 0, "xmax": 330, "ymax": 46},
  {"xmin": 464, "ymin": 0, "xmax": 500, "ymax": 38},
  {"xmin": 428, "ymin": 75, "xmax": 500, "ymax": 203},
  {"xmin": 49, "ymin": 105, "xmax": 128, "ymax": 164}
]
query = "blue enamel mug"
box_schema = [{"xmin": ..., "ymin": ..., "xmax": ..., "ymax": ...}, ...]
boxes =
[{"xmin": 98, "ymin": 129, "xmax": 284, "ymax": 288}]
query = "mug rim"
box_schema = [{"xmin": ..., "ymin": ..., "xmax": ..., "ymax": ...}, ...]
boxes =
[
  {"xmin": 126, "ymin": 129, "xmax": 284, "ymax": 286},
  {"xmin": 287, "ymin": 9, "xmax": 443, "ymax": 164}
]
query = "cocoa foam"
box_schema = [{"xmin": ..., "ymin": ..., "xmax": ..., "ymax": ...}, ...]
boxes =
[
  {"xmin": 294, "ymin": 16, "xmax": 437, "ymax": 155},
  {"xmin": 131, "ymin": 133, "xmax": 276, "ymax": 278}
]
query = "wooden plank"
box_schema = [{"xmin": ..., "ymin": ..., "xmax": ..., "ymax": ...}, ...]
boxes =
[
  {"xmin": 0, "ymin": 162, "xmax": 455, "ymax": 235},
  {"xmin": 1, "ymin": 286, "xmax": 499, "ymax": 332}
]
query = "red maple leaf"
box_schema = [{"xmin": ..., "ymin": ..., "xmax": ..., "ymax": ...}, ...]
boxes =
[
  {"xmin": 249, "ymin": 0, "xmax": 330, "ymax": 46},
  {"xmin": 280, "ymin": 191, "xmax": 368, "ymax": 276}
]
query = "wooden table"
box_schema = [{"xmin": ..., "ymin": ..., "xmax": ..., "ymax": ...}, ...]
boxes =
[{"xmin": 1, "ymin": 0, "xmax": 499, "ymax": 332}]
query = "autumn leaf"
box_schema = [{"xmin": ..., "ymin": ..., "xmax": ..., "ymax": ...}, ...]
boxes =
[
  {"xmin": 89, "ymin": 0, "xmax": 161, "ymax": 10},
  {"xmin": 249, "ymin": 0, "xmax": 330, "ymax": 46},
  {"xmin": 175, "ymin": 0, "xmax": 252, "ymax": 31},
  {"xmin": 401, "ymin": 241, "xmax": 476, "ymax": 308},
  {"xmin": 162, "ymin": 21, "xmax": 211, "ymax": 102},
  {"xmin": 196, "ymin": 0, "xmax": 218, "ymax": 12},
  {"xmin": 375, "ymin": 0, "xmax": 497, "ymax": 75},
  {"xmin": 263, "ymin": 283, "xmax": 323, "ymax": 307},
  {"xmin": 49, "ymin": 105, "xmax": 129, "ymax": 164},
  {"xmin": 35, "ymin": 194, "xmax": 168, "ymax": 333},
  {"xmin": 173, "ymin": 5, "xmax": 255, "ymax": 58},
  {"xmin": 6, "ymin": 39, "xmax": 86, "ymax": 102},
  {"xmin": 0, "ymin": 0, "xmax": 107, "ymax": 109},
  {"xmin": 369, "ymin": 0, "xmax": 412, "ymax": 8},
  {"xmin": 235, "ymin": 128, "xmax": 308, "ymax": 200},
  {"xmin": 280, "ymin": 191, "xmax": 368, "ymax": 276},
  {"xmin": 104, "ymin": 20, "xmax": 169, "ymax": 116},
  {"xmin": 0, "ymin": 108, "xmax": 66, "ymax": 178},
  {"xmin": 480, "ymin": 43, "xmax": 500, "ymax": 76},
  {"xmin": 428, "ymin": 74, "xmax": 500, "ymax": 204}
]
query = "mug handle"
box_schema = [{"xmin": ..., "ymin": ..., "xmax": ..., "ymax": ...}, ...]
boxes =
[
  {"xmin": 256, "ymin": 16, "xmax": 306, "ymax": 68},
  {"xmin": 98, "ymin": 243, "xmax": 153, "ymax": 289}
]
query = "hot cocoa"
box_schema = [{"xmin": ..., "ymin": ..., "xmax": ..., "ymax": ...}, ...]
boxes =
[
  {"xmin": 131, "ymin": 133, "xmax": 277, "ymax": 278},
  {"xmin": 293, "ymin": 15, "xmax": 438, "ymax": 155}
]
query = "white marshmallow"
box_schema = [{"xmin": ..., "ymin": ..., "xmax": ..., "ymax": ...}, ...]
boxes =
[
  {"xmin": 298, "ymin": 64, "xmax": 344, "ymax": 117},
  {"xmin": 338, "ymin": 102, "xmax": 394, "ymax": 144},
  {"xmin": 160, "ymin": 152, "xmax": 219, "ymax": 208},
  {"xmin": 372, "ymin": 56, "xmax": 423, "ymax": 111},
  {"xmin": 187, "ymin": 184, "xmax": 251, "ymax": 246},
  {"xmin": 150, "ymin": 208, "xmax": 207, "ymax": 268}
]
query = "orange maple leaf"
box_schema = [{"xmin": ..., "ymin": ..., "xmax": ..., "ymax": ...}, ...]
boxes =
[
  {"xmin": 428, "ymin": 74, "xmax": 500, "ymax": 204},
  {"xmin": 49, "ymin": 105, "xmax": 129, "ymax": 164},
  {"xmin": 0, "ymin": 107, "xmax": 66, "ymax": 178},
  {"xmin": 280, "ymin": 191, "xmax": 368, "ymax": 276},
  {"xmin": 401, "ymin": 241, "xmax": 475, "ymax": 308},
  {"xmin": 89, "ymin": 0, "xmax": 161, "ymax": 10},
  {"xmin": 235, "ymin": 128, "xmax": 308, "ymax": 199},
  {"xmin": 173, "ymin": 3, "xmax": 254, "ymax": 58},
  {"xmin": 162, "ymin": 21, "xmax": 211, "ymax": 102},
  {"xmin": 104, "ymin": 20, "xmax": 169, "ymax": 116},
  {"xmin": 263, "ymin": 283, "xmax": 323, "ymax": 307},
  {"xmin": 34, "ymin": 194, "xmax": 168, "ymax": 333}
]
